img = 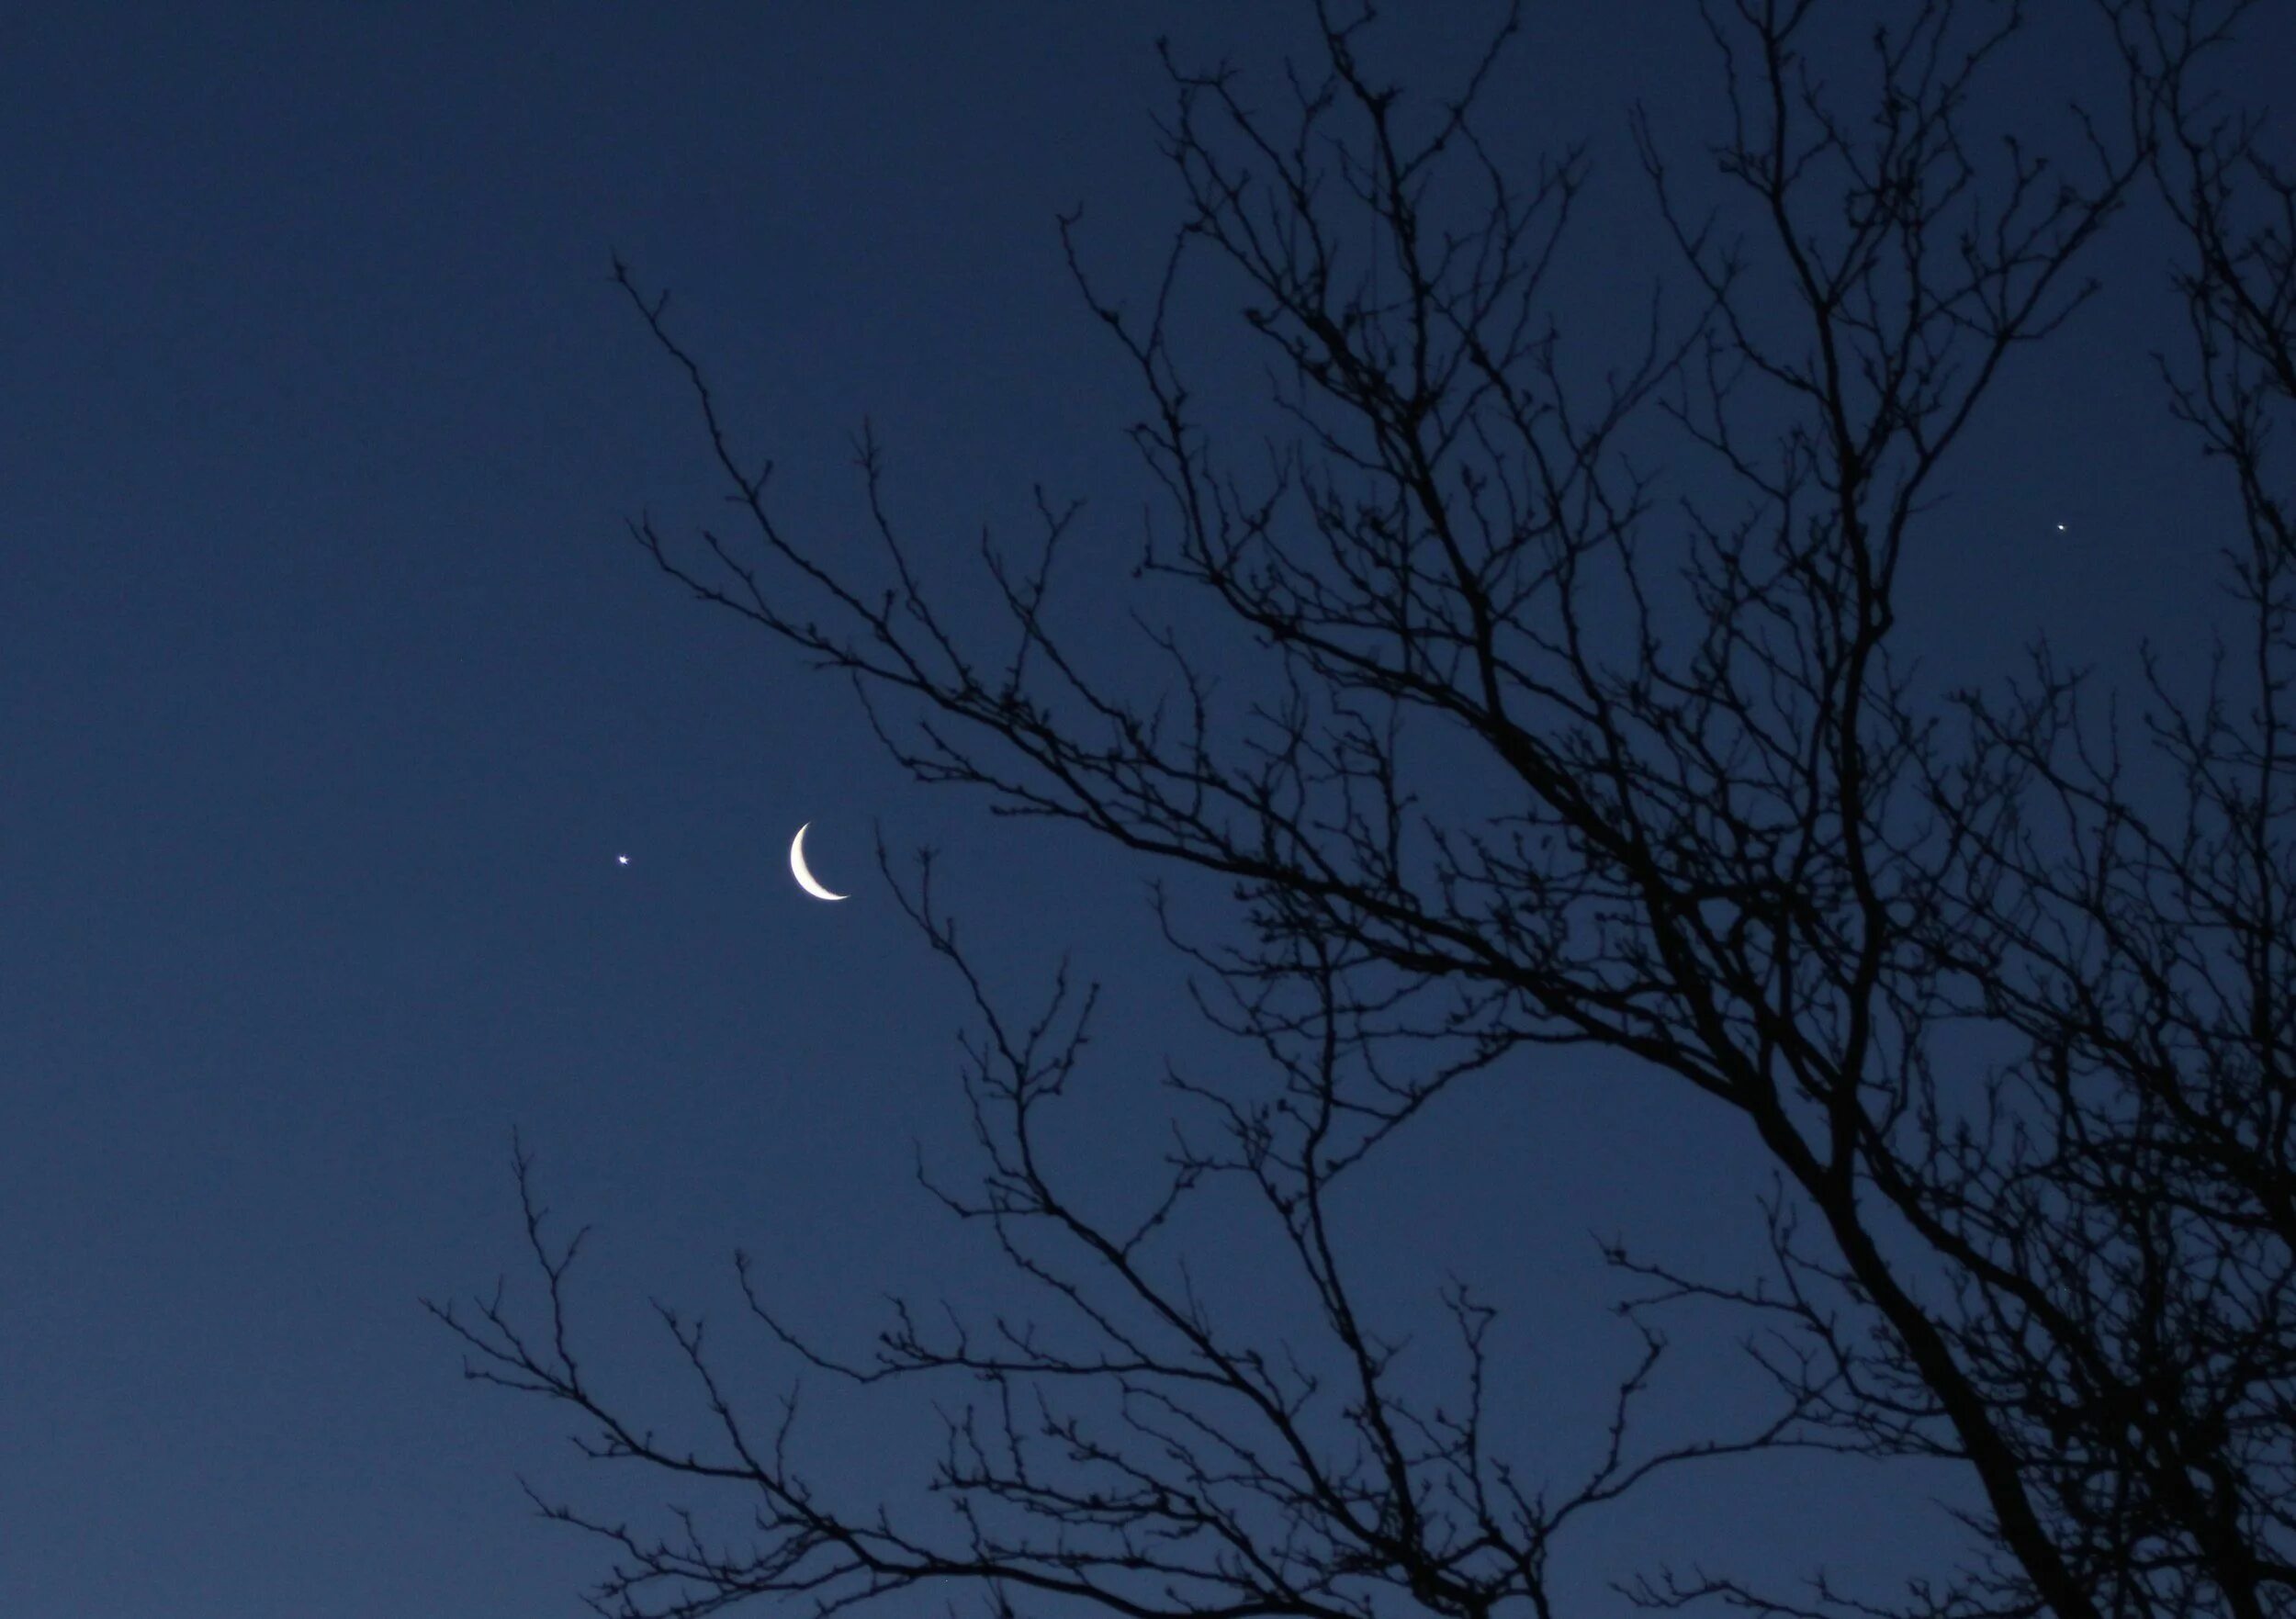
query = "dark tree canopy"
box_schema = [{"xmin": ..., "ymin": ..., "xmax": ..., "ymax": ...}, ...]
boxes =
[{"xmin": 432, "ymin": 5, "xmax": 2296, "ymax": 1617}]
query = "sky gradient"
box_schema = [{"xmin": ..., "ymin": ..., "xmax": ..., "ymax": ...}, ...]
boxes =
[{"xmin": 6, "ymin": 5, "xmax": 2292, "ymax": 1614}]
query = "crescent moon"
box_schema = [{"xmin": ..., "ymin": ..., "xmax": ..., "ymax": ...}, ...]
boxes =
[{"xmin": 788, "ymin": 823, "xmax": 849, "ymax": 902}]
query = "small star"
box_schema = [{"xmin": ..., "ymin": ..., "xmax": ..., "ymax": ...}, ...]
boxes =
[
  {"xmin": 2055, "ymin": 523, "xmax": 2067, "ymax": 532},
  {"xmin": 616, "ymin": 854, "xmax": 631, "ymax": 866}
]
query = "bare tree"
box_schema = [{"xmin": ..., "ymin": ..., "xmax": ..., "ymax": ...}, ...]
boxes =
[
  {"xmin": 1783, "ymin": 8, "xmax": 2296, "ymax": 1615},
  {"xmin": 433, "ymin": 4, "xmax": 2295, "ymax": 1616},
  {"xmin": 1625, "ymin": 8, "xmax": 2296, "ymax": 1616}
]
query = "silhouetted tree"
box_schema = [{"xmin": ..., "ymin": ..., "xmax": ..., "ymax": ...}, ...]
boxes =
[{"xmin": 433, "ymin": 4, "xmax": 2294, "ymax": 1616}]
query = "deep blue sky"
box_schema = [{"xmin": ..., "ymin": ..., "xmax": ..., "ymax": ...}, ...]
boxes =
[{"xmin": 5, "ymin": 5, "xmax": 2290, "ymax": 1615}]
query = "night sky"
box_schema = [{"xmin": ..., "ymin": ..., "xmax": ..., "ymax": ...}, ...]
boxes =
[{"xmin": 6, "ymin": 5, "xmax": 2291, "ymax": 1615}]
